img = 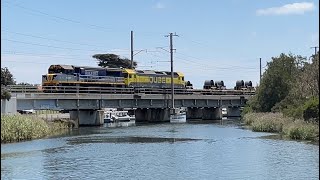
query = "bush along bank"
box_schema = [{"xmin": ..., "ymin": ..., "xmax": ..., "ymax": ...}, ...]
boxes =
[
  {"xmin": 1, "ymin": 115, "xmax": 71, "ymax": 143},
  {"xmin": 243, "ymin": 113, "xmax": 319, "ymax": 142}
]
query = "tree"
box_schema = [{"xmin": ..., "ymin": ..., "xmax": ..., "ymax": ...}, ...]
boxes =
[
  {"xmin": 244, "ymin": 51, "xmax": 319, "ymax": 122},
  {"xmin": 302, "ymin": 97, "xmax": 319, "ymax": 122},
  {"xmin": 1, "ymin": 67, "xmax": 15, "ymax": 100},
  {"xmin": 92, "ymin": 53, "xmax": 137, "ymax": 69},
  {"xmin": 249, "ymin": 53, "xmax": 303, "ymax": 112},
  {"xmin": 1, "ymin": 67, "xmax": 15, "ymax": 86},
  {"xmin": 258, "ymin": 53, "xmax": 300, "ymax": 112},
  {"xmin": 1, "ymin": 90, "xmax": 11, "ymax": 101}
]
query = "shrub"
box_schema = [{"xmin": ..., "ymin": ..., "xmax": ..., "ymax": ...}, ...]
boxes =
[
  {"xmin": 1, "ymin": 89, "xmax": 11, "ymax": 101},
  {"xmin": 244, "ymin": 112, "xmax": 319, "ymax": 141},
  {"xmin": 250, "ymin": 113, "xmax": 288, "ymax": 133},
  {"xmin": 1, "ymin": 115, "xmax": 69, "ymax": 143},
  {"xmin": 302, "ymin": 97, "xmax": 319, "ymax": 122},
  {"xmin": 283, "ymin": 120, "xmax": 319, "ymax": 140}
]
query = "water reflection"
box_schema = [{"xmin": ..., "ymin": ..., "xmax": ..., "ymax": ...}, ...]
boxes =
[{"xmin": 67, "ymin": 136, "xmax": 202, "ymax": 144}]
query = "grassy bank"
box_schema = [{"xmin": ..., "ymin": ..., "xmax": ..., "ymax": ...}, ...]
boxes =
[
  {"xmin": 243, "ymin": 113, "xmax": 319, "ymax": 142},
  {"xmin": 1, "ymin": 114, "xmax": 71, "ymax": 143}
]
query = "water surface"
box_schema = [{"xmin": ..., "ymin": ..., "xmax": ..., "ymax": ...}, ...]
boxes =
[{"xmin": 1, "ymin": 121, "xmax": 319, "ymax": 180}]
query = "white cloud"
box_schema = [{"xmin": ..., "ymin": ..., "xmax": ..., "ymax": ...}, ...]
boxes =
[
  {"xmin": 154, "ymin": 2, "xmax": 165, "ymax": 9},
  {"xmin": 256, "ymin": 2, "xmax": 315, "ymax": 16}
]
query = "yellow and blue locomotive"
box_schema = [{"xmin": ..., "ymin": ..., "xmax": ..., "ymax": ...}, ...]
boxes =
[{"xmin": 42, "ymin": 64, "xmax": 185, "ymax": 91}]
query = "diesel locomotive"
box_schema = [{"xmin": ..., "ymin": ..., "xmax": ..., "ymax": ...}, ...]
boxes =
[{"xmin": 42, "ymin": 64, "xmax": 185, "ymax": 91}]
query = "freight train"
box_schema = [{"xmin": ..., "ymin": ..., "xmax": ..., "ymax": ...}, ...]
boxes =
[
  {"xmin": 41, "ymin": 64, "xmax": 255, "ymax": 94},
  {"xmin": 42, "ymin": 64, "xmax": 185, "ymax": 92}
]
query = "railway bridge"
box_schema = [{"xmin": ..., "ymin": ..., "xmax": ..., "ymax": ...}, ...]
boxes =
[{"xmin": 5, "ymin": 85, "xmax": 255, "ymax": 126}]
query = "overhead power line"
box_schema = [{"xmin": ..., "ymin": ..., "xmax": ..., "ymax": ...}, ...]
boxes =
[
  {"xmin": 2, "ymin": 1, "xmax": 115, "ymax": 32},
  {"xmin": 155, "ymin": 48, "xmax": 257, "ymax": 70},
  {"xmin": 1, "ymin": 38, "xmax": 129, "ymax": 53},
  {"xmin": 1, "ymin": 29, "xmax": 108, "ymax": 48},
  {"xmin": 2, "ymin": 1, "xmax": 164, "ymax": 36}
]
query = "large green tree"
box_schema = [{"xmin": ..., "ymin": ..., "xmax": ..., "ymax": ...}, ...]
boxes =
[
  {"xmin": 92, "ymin": 53, "xmax": 137, "ymax": 69},
  {"xmin": 250, "ymin": 53, "xmax": 304, "ymax": 112},
  {"xmin": 244, "ymin": 52, "xmax": 319, "ymax": 121}
]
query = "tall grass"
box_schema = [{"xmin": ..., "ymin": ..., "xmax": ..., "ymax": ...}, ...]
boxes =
[
  {"xmin": 1, "ymin": 115, "xmax": 70, "ymax": 143},
  {"xmin": 243, "ymin": 113, "xmax": 319, "ymax": 141},
  {"xmin": 283, "ymin": 120, "xmax": 319, "ymax": 140}
]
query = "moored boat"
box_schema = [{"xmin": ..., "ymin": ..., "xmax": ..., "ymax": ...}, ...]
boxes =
[{"xmin": 104, "ymin": 108, "xmax": 135, "ymax": 123}]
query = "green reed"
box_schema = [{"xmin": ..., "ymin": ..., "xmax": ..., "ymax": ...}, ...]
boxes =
[
  {"xmin": 1, "ymin": 114, "xmax": 70, "ymax": 143},
  {"xmin": 243, "ymin": 113, "xmax": 319, "ymax": 141}
]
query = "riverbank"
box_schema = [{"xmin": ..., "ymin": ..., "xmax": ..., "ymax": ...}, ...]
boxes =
[
  {"xmin": 1, "ymin": 114, "xmax": 72, "ymax": 143},
  {"xmin": 243, "ymin": 113, "xmax": 319, "ymax": 143}
]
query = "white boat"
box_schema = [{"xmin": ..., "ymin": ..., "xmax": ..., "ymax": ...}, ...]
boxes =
[
  {"xmin": 170, "ymin": 108, "xmax": 187, "ymax": 123},
  {"xmin": 104, "ymin": 120, "xmax": 136, "ymax": 128},
  {"xmin": 103, "ymin": 108, "xmax": 135, "ymax": 123},
  {"xmin": 222, "ymin": 108, "xmax": 228, "ymax": 117}
]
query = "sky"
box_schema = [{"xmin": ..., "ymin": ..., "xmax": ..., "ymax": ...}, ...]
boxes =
[{"xmin": 1, "ymin": 0, "xmax": 319, "ymax": 88}]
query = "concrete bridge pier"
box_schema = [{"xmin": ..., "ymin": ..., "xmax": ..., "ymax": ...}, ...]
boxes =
[
  {"xmin": 69, "ymin": 109, "xmax": 104, "ymax": 126},
  {"xmin": 135, "ymin": 108, "xmax": 170, "ymax": 123},
  {"xmin": 202, "ymin": 107, "xmax": 222, "ymax": 120},
  {"xmin": 186, "ymin": 107, "xmax": 203, "ymax": 120},
  {"xmin": 227, "ymin": 107, "xmax": 241, "ymax": 117}
]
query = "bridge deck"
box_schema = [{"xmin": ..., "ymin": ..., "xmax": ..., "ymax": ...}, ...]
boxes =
[{"xmin": 5, "ymin": 85, "xmax": 254, "ymax": 110}]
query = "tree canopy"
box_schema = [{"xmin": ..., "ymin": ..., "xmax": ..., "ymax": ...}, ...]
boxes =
[
  {"xmin": 92, "ymin": 53, "xmax": 137, "ymax": 69},
  {"xmin": 244, "ymin": 52, "xmax": 319, "ymax": 122},
  {"xmin": 1, "ymin": 67, "xmax": 15, "ymax": 100},
  {"xmin": 1, "ymin": 67, "xmax": 15, "ymax": 86}
]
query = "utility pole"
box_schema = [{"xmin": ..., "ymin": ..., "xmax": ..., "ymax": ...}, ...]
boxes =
[
  {"xmin": 310, "ymin": 46, "xmax": 319, "ymax": 57},
  {"xmin": 165, "ymin": 32, "xmax": 178, "ymax": 110},
  {"xmin": 130, "ymin": 30, "xmax": 134, "ymax": 69},
  {"xmin": 259, "ymin": 58, "xmax": 262, "ymax": 84}
]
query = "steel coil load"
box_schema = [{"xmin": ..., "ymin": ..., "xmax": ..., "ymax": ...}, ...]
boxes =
[
  {"xmin": 215, "ymin": 80, "xmax": 224, "ymax": 87},
  {"xmin": 185, "ymin": 81, "xmax": 193, "ymax": 89},
  {"xmin": 245, "ymin": 81, "xmax": 252, "ymax": 87},
  {"xmin": 203, "ymin": 80, "xmax": 214, "ymax": 89},
  {"xmin": 236, "ymin": 80, "xmax": 244, "ymax": 87},
  {"xmin": 234, "ymin": 80, "xmax": 244, "ymax": 90}
]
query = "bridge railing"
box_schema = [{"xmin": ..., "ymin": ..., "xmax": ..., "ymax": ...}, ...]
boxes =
[
  {"xmin": 42, "ymin": 86, "xmax": 135, "ymax": 94},
  {"xmin": 4, "ymin": 85, "xmax": 256, "ymax": 95},
  {"xmin": 2, "ymin": 85, "xmax": 41, "ymax": 93}
]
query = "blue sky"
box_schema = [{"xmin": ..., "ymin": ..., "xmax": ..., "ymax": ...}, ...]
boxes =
[{"xmin": 1, "ymin": 0, "xmax": 319, "ymax": 88}]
